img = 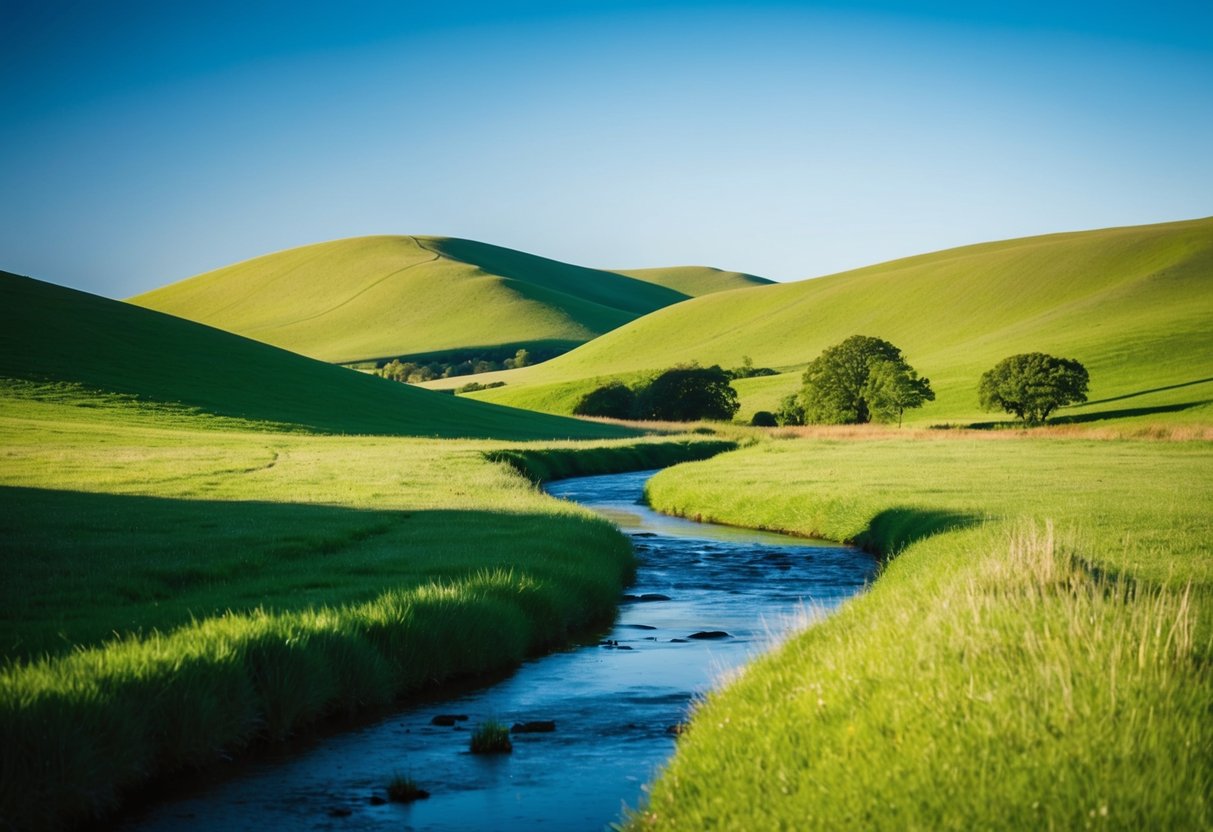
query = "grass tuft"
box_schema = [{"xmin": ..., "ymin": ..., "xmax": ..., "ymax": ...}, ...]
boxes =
[
  {"xmin": 386, "ymin": 772, "xmax": 429, "ymax": 803},
  {"xmin": 469, "ymin": 720, "xmax": 513, "ymax": 754}
]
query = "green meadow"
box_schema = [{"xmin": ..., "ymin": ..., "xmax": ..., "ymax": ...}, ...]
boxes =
[
  {"xmin": 630, "ymin": 435, "xmax": 1212, "ymax": 829},
  {"xmin": 463, "ymin": 217, "xmax": 1213, "ymax": 426},
  {"xmin": 3, "ymin": 216, "xmax": 1210, "ymax": 831},
  {"xmin": 0, "ymin": 270, "xmax": 730, "ymax": 829},
  {"xmin": 130, "ymin": 236, "xmax": 766, "ymax": 365}
]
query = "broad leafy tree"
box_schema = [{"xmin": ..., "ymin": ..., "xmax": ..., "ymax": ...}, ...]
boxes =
[
  {"xmin": 864, "ymin": 358, "xmax": 935, "ymax": 427},
  {"xmin": 799, "ymin": 335, "xmax": 932, "ymax": 424},
  {"xmin": 635, "ymin": 365, "xmax": 740, "ymax": 421},
  {"xmin": 978, "ymin": 352, "xmax": 1089, "ymax": 423}
]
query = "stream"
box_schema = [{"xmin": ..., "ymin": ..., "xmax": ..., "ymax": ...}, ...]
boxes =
[{"xmin": 118, "ymin": 469, "xmax": 877, "ymax": 831}]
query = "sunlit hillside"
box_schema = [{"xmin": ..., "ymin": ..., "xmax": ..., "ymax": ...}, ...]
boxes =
[
  {"xmin": 129, "ymin": 236, "xmax": 770, "ymax": 366},
  {"xmin": 466, "ymin": 217, "xmax": 1213, "ymax": 426}
]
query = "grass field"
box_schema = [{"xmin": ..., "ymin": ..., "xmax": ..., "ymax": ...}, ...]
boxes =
[
  {"xmin": 129, "ymin": 236, "xmax": 769, "ymax": 365},
  {"xmin": 467, "ymin": 218, "xmax": 1213, "ymax": 426},
  {"xmin": 0, "ymin": 389, "xmax": 728, "ymax": 830},
  {"xmin": 628, "ymin": 434, "xmax": 1212, "ymax": 829},
  {"xmin": 0, "ymin": 268, "xmax": 739, "ymax": 829},
  {"xmin": 2, "ymin": 270, "xmax": 632, "ymax": 440}
]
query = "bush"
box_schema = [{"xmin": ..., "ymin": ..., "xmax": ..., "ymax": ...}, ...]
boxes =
[
  {"xmin": 750, "ymin": 411, "xmax": 778, "ymax": 427},
  {"xmin": 776, "ymin": 393, "xmax": 805, "ymax": 426},
  {"xmin": 573, "ymin": 382, "xmax": 637, "ymax": 419},
  {"xmin": 635, "ymin": 365, "xmax": 740, "ymax": 422}
]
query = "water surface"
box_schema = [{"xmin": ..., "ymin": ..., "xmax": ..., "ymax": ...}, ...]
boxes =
[{"xmin": 119, "ymin": 469, "xmax": 875, "ymax": 831}]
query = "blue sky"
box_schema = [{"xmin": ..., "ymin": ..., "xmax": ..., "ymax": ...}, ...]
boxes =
[{"xmin": 1, "ymin": 1, "xmax": 1211, "ymax": 296}]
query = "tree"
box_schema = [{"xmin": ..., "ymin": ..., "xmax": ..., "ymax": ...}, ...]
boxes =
[
  {"xmin": 776, "ymin": 393, "xmax": 805, "ymax": 426},
  {"xmin": 864, "ymin": 358, "xmax": 935, "ymax": 427},
  {"xmin": 635, "ymin": 365, "xmax": 740, "ymax": 422},
  {"xmin": 799, "ymin": 336, "xmax": 930, "ymax": 424},
  {"xmin": 573, "ymin": 381, "xmax": 637, "ymax": 419},
  {"xmin": 504, "ymin": 349, "xmax": 531, "ymax": 370},
  {"xmin": 978, "ymin": 353, "xmax": 1089, "ymax": 423}
]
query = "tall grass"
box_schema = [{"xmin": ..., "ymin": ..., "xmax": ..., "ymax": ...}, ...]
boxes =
[{"xmin": 629, "ymin": 437, "xmax": 1212, "ymax": 830}]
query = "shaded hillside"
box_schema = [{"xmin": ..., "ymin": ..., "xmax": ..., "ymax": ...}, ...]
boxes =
[
  {"xmin": 470, "ymin": 217, "xmax": 1213, "ymax": 424},
  {"xmin": 0, "ymin": 271, "xmax": 634, "ymax": 440},
  {"xmin": 613, "ymin": 265, "xmax": 773, "ymax": 296},
  {"xmin": 129, "ymin": 235, "xmax": 694, "ymax": 364}
]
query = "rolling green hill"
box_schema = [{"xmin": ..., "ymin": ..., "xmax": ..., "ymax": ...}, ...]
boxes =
[
  {"xmin": 612, "ymin": 265, "xmax": 772, "ymax": 296},
  {"xmin": 129, "ymin": 236, "xmax": 764, "ymax": 366},
  {"xmin": 0, "ymin": 270, "xmax": 633, "ymax": 440},
  {"xmin": 468, "ymin": 217, "xmax": 1213, "ymax": 426}
]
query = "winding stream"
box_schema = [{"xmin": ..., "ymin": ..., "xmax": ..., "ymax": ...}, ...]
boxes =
[{"xmin": 118, "ymin": 469, "xmax": 876, "ymax": 831}]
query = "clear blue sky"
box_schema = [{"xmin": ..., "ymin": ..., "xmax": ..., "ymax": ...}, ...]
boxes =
[{"xmin": 2, "ymin": 1, "xmax": 1211, "ymax": 297}]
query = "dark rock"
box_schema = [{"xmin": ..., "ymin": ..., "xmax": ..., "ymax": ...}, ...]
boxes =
[
  {"xmin": 620, "ymin": 624, "xmax": 657, "ymax": 630},
  {"xmin": 600, "ymin": 639, "xmax": 619, "ymax": 648},
  {"xmin": 617, "ymin": 645, "xmax": 634, "ymax": 650},
  {"xmin": 666, "ymin": 723, "xmax": 688, "ymax": 736},
  {"xmin": 687, "ymin": 630, "xmax": 731, "ymax": 640},
  {"xmin": 327, "ymin": 806, "xmax": 353, "ymax": 818},
  {"xmin": 511, "ymin": 720, "xmax": 557, "ymax": 733},
  {"xmin": 669, "ymin": 638, "xmax": 689, "ymax": 643},
  {"xmin": 431, "ymin": 714, "xmax": 469, "ymax": 726},
  {"xmin": 369, "ymin": 795, "xmax": 387, "ymax": 806},
  {"xmin": 638, "ymin": 593, "xmax": 672, "ymax": 602}
]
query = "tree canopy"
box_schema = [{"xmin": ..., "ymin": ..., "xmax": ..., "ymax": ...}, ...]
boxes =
[
  {"xmin": 796, "ymin": 335, "xmax": 933, "ymax": 425},
  {"xmin": 864, "ymin": 357, "xmax": 935, "ymax": 427},
  {"xmin": 572, "ymin": 381, "xmax": 636, "ymax": 419},
  {"xmin": 978, "ymin": 353, "xmax": 1089, "ymax": 423},
  {"xmin": 635, "ymin": 365, "xmax": 740, "ymax": 422}
]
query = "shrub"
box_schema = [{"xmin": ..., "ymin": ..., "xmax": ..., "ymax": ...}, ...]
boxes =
[
  {"xmin": 573, "ymin": 382, "xmax": 637, "ymax": 419},
  {"xmin": 634, "ymin": 365, "xmax": 740, "ymax": 422},
  {"xmin": 750, "ymin": 411, "xmax": 778, "ymax": 427}
]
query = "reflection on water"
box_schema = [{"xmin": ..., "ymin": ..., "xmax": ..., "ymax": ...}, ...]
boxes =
[{"xmin": 119, "ymin": 470, "xmax": 876, "ymax": 831}]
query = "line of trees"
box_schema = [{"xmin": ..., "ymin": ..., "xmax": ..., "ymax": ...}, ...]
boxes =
[
  {"xmin": 772, "ymin": 335, "xmax": 1087, "ymax": 427},
  {"xmin": 378, "ymin": 349, "xmax": 532, "ymax": 384}
]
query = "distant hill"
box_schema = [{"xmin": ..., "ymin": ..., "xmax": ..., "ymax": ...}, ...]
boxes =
[
  {"xmin": 0, "ymin": 271, "xmax": 634, "ymax": 440},
  {"xmin": 466, "ymin": 217, "xmax": 1213, "ymax": 425},
  {"xmin": 613, "ymin": 266, "xmax": 772, "ymax": 296},
  {"xmin": 129, "ymin": 236, "xmax": 768, "ymax": 366}
]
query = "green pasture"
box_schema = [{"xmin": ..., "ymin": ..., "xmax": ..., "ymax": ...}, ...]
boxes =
[
  {"xmin": 130, "ymin": 236, "xmax": 762, "ymax": 365},
  {"xmin": 0, "ymin": 387, "xmax": 725, "ymax": 829},
  {"xmin": 630, "ymin": 436, "xmax": 1213, "ymax": 829},
  {"xmin": 1, "ymin": 271, "xmax": 630, "ymax": 440},
  {"xmin": 472, "ymin": 217, "xmax": 1213, "ymax": 426}
]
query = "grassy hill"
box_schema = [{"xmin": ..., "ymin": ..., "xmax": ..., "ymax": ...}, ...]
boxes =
[
  {"xmin": 612, "ymin": 265, "xmax": 772, "ymax": 296},
  {"xmin": 0, "ymin": 270, "xmax": 634, "ymax": 440},
  {"xmin": 129, "ymin": 236, "xmax": 761, "ymax": 366},
  {"xmin": 468, "ymin": 217, "xmax": 1213, "ymax": 426}
]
